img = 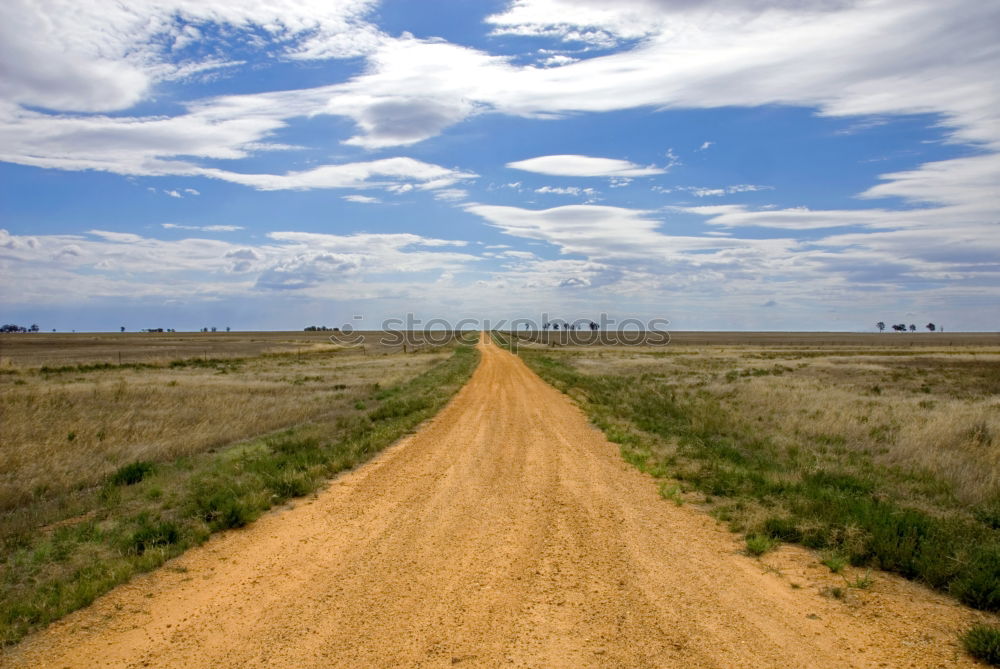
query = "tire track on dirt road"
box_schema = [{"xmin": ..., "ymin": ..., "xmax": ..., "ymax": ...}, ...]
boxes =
[{"xmin": 5, "ymin": 334, "xmax": 987, "ymax": 667}]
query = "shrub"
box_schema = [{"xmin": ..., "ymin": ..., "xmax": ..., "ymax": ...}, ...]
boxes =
[
  {"xmin": 762, "ymin": 516, "xmax": 802, "ymax": 542},
  {"xmin": 962, "ymin": 625, "xmax": 1000, "ymax": 665},
  {"xmin": 110, "ymin": 461, "xmax": 155, "ymax": 486},
  {"xmin": 264, "ymin": 471, "xmax": 314, "ymax": 501},
  {"xmin": 188, "ymin": 483, "xmax": 257, "ymax": 530},
  {"xmin": 746, "ymin": 534, "xmax": 778, "ymax": 556},
  {"xmin": 951, "ymin": 546, "xmax": 1000, "ymax": 611},
  {"xmin": 125, "ymin": 516, "xmax": 180, "ymax": 555},
  {"xmin": 821, "ymin": 552, "xmax": 848, "ymax": 573}
]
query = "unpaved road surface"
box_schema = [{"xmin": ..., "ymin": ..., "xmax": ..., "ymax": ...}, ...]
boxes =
[{"xmin": 6, "ymin": 335, "xmax": 989, "ymax": 667}]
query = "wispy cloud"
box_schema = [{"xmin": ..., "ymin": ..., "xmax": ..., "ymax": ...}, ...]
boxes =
[
  {"xmin": 161, "ymin": 223, "xmax": 243, "ymax": 232},
  {"xmin": 0, "ymin": 227, "xmax": 479, "ymax": 302},
  {"xmin": 534, "ymin": 185, "xmax": 598, "ymax": 197},
  {"xmin": 654, "ymin": 184, "xmax": 773, "ymax": 197}
]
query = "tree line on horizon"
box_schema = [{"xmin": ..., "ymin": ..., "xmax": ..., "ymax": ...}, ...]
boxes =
[{"xmin": 876, "ymin": 321, "xmax": 940, "ymax": 332}]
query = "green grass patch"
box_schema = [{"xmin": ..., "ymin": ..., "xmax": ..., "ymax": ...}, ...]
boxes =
[
  {"xmin": 746, "ymin": 534, "xmax": 779, "ymax": 556},
  {"xmin": 962, "ymin": 624, "xmax": 1000, "ymax": 665},
  {"xmin": 0, "ymin": 344, "xmax": 478, "ymax": 647},
  {"xmin": 109, "ymin": 461, "xmax": 155, "ymax": 486},
  {"xmin": 821, "ymin": 552, "xmax": 849, "ymax": 573}
]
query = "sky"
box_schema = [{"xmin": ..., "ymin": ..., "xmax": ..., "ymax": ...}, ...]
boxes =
[{"xmin": 1, "ymin": 0, "xmax": 998, "ymax": 332}]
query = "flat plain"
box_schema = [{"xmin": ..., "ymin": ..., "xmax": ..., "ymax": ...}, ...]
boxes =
[
  {"xmin": 2, "ymin": 330, "xmax": 999, "ymax": 665},
  {"xmin": 0, "ymin": 331, "xmax": 476, "ymax": 646}
]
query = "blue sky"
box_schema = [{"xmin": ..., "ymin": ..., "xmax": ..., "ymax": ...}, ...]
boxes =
[{"xmin": 1, "ymin": 0, "xmax": 997, "ymax": 332}]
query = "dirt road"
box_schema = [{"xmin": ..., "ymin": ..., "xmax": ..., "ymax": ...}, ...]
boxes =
[{"xmin": 6, "ymin": 335, "xmax": 986, "ymax": 667}]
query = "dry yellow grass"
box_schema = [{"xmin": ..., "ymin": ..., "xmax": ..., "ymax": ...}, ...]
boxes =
[
  {"xmin": 572, "ymin": 345, "xmax": 1000, "ymax": 506},
  {"xmin": 0, "ymin": 330, "xmax": 458, "ymax": 367},
  {"xmin": 0, "ymin": 348, "xmax": 447, "ymax": 512}
]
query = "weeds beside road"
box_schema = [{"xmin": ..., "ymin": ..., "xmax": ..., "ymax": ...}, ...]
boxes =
[
  {"xmin": 0, "ymin": 341, "xmax": 478, "ymax": 646},
  {"xmin": 519, "ymin": 346, "xmax": 1000, "ymax": 618}
]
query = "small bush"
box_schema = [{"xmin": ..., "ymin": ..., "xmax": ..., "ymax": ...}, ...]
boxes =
[
  {"xmin": 962, "ymin": 624, "xmax": 1000, "ymax": 665},
  {"xmin": 951, "ymin": 546, "xmax": 1000, "ymax": 611},
  {"xmin": 126, "ymin": 516, "xmax": 180, "ymax": 555},
  {"xmin": 188, "ymin": 484, "xmax": 256, "ymax": 530},
  {"xmin": 658, "ymin": 482, "xmax": 683, "ymax": 505},
  {"xmin": 822, "ymin": 552, "xmax": 848, "ymax": 573},
  {"xmin": 110, "ymin": 461, "xmax": 155, "ymax": 486},
  {"xmin": 762, "ymin": 516, "xmax": 802, "ymax": 543},
  {"xmin": 746, "ymin": 534, "xmax": 778, "ymax": 556},
  {"xmin": 848, "ymin": 569, "xmax": 873, "ymax": 589},
  {"xmin": 265, "ymin": 471, "xmax": 314, "ymax": 501},
  {"xmin": 823, "ymin": 586, "xmax": 846, "ymax": 600}
]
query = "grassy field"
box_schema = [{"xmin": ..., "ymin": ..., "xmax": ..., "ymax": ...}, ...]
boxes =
[
  {"xmin": 507, "ymin": 329, "xmax": 999, "ymax": 348},
  {"xmin": 517, "ymin": 338, "xmax": 1000, "ymax": 622},
  {"xmin": 0, "ymin": 330, "xmax": 466, "ymax": 367},
  {"xmin": 0, "ymin": 331, "xmax": 478, "ymax": 646}
]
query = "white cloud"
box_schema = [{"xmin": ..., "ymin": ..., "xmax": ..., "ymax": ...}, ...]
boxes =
[
  {"xmin": 534, "ymin": 185, "xmax": 598, "ymax": 197},
  {"xmin": 0, "ymin": 106, "xmax": 477, "ymax": 192},
  {"xmin": 0, "ymin": 227, "xmax": 479, "ymax": 302},
  {"xmin": 342, "ymin": 195, "xmax": 380, "ymax": 204},
  {"xmin": 161, "ymin": 223, "xmax": 243, "ymax": 232},
  {"xmin": 3, "ymin": 0, "xmax": 997, "ymax": 185},
  {"xmin": 0, "ymin": 0, "xmax": 381, "ymax": 112},
  {"xmin": 508, "ymin": 155, "xmax": 664, "ymax": 177},
  {"xmin": 5, "ymin": 0, "xmax": 994, "ymax": 211},
  {"xmin": 680, "ymin": 204, "xmax": 893, "ymax": 230},
  {"xmin": 464, "ymin": 203, "xmax": 791, "ymax": 260},
  {"xmin": 541, "ymin": 54, "xmax": 578, "ymax": 67},
  {"xmin": 698, "ymin": 141, "xmax": 714, "ymax": 151},
  {"xmin": 164, "ymin": 189, "xmax": 182, "ymax": 198},
  {"xmin": 184, "ymin": 188, "xmax": 200, "ymax": 196},
  {"xmin": 210, "ymin": 158, "xmax": 476, "ymax": 192},
  {"xmin": 656, "ymin": 184, "xmax": 773, "ymax": 197},
  {"xmin": 433, "ymin": 188, "xmax": 469, "ymax": 202},
  {"xmin": 501, "ymin": 250, "xmax": 537, "ymax": 260},
  {"xmin": 664, "ymin": 148, "xmax": 682, "ymax": 170}
]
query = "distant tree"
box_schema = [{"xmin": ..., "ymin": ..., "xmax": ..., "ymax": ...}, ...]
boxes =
[
  {"xmin": 553, "ymin": 323, "xmax": 559, "ymax": 331},
  {"xmin": 29, "ymin": 324, "xmax": 39, "ymax": 332},
  {"xmin": 590, "ymin": 321, "xmax": 598, "ymax": 331},
  {"xmin": 876, "ymin": 321, "xmax": 885, "ymax": 332},
  {"xmin": 892, "ymin": 324, "xmax": 906, "ymax": 332},
  {"xmin": 226, "ymin": 326, "xmax": 231, "ymax": 332},
  {"xmin": 909, "ymin": 324, "xmax": 916, "ymax": 332},
  {"xmin": 120, "ymin": 326, "xmax": 125, "ymax": 333},
  {"xmin": 926, "ymin": 323, "xmax": 936, "ymax": 332}
]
